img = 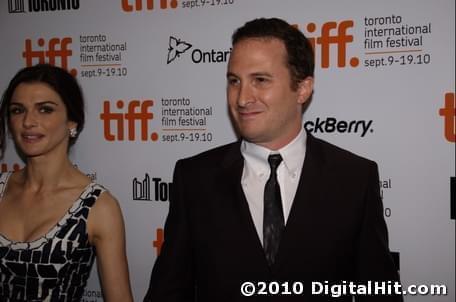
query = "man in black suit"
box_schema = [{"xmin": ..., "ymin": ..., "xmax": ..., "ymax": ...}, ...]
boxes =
[{"xmin": 144, "ymin": 18, "xmax": 402, "ymax": 301}]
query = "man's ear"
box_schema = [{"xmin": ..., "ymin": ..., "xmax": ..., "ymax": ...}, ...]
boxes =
[{"xmin": 296, "ymin": 76, "xmax": 314, "ymax": 105}]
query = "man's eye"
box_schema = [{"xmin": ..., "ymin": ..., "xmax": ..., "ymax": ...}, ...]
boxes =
[
  {"xmin": 256, "ymin": 77, "xmax": 268, "ymax": 83},
  {"xmin": 228, "ymin": 78, "xmax": 240, "ymax": 85}
]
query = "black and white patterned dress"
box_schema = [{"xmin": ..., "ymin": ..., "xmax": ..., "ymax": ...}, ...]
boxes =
[{"xmin": 0, "ymin": 172, "xmax": 105, "ymax": 301}]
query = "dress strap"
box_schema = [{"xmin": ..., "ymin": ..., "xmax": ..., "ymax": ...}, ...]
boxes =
[
  {"xmin": 78, "ymin": 183, "xmax": 107, "ymax": 208},
  {"xmin": 0, "ymin": 172, "xmax": 12, "ymax": 200}
]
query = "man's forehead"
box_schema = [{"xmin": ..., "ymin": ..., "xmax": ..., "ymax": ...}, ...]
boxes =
[
  {"xmin": 233, "ymin": 36, "xmax": 285, "ymax": 48},
  {"xmin": 229, "ymin": 38, "xmax": 288, "ymax": 69}
]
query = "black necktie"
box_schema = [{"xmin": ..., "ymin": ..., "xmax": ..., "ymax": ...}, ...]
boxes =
[{"xmin": 263, "ymin": 154, "xmax": 284, "ymax": 266}]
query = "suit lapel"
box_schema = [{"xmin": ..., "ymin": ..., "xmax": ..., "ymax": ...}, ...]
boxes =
[
  {"xmin": 220, "ymin": 142, "xmax": 270, "ymax": 269},
  {"xmin": 273, "ymin": 134, "xmax": 326, "ymax": 270}
]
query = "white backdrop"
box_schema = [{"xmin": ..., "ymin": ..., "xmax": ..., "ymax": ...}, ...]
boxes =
[{"xmin": 0, "ymin": 0, "xmax": 454, "ymax": 301}]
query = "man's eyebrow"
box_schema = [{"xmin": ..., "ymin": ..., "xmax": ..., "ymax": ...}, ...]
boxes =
[
  {"xmin": 226, "ymin": 72, "xmax": 273, "ymax": 78},
  {"xmin": 250, "ymin": 72, "xmax": 272, "ymax": 77}
]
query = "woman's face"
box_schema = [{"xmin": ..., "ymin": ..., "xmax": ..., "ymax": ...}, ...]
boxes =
[{"xmin": 8, "ymin": 82, "xmax": 76, "ymax": 158}]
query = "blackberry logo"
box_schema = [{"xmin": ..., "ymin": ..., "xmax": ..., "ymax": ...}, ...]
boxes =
[
  {"xmin": 304, "ymin": 117, "xmax": 373, "ymax": 137},
  {"xmin": 167, "ymin": 36, "xmax": 192, "ymax": 64}
]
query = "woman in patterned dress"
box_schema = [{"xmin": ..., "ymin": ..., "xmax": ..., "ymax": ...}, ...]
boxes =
[{"xmin": 0, "ymin": 64, "xmax": 133, "ymax": 302}]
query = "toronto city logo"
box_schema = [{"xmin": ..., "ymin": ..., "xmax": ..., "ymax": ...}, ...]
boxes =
[
  {"xmin": 132, "ymin": 174, "xmax": 172, "ymax": 202},
  {"xmin": 167, "ymin": 36, "xmax": 192, "ymax": 64},
  {"xmin": 8, "ymin": 0, "xmax": 80, "ymax": 13}
]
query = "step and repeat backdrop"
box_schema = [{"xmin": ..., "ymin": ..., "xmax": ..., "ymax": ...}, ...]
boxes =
[{"xmin": 1, "ymin": 0, "xmax": 454, "ymax": 301}]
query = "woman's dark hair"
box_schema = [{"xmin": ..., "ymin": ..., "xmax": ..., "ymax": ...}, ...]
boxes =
[
  {"xmin": 0, "ymin": 64, "xmax": 85, "ymax": 159},
  {"xmin": 232, "ymin": 17, "xmax": 315, "ymax": 90}
]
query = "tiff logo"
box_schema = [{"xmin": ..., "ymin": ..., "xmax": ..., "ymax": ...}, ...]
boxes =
[
  {"xmin": 121, "ymin": 0, "xmax": 178, "ymax": 12},
  {"xmin": 133, "ymin": 174, "xmax": 171, "ymax": 201},
  {"xmin": 153, "ymin": 228, "xmax": 164, "ymax": 256},
  {"xmin": 300, "ymin": 20, "xmax": 359, "ymax": 68},
  {"xmin": 100, "ymin": 99, "xmax": 158, "ymax": 141},
  {"xmin": 1, "ymin": 163, "xmax": 22, "ymax": 173},
  {"xmin": 439, "ymin": 92, "xmax": 456, "ymax": 142},
  {"xmin": 22, "ymin": 37, "xmax": 76, "ymax": 76},
  {"xmin": 8, "ymin": 0, "xmax": 25, "ymax": 13}
]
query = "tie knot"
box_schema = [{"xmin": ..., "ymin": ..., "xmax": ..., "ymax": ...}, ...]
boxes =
[{"xmin": 268, "ymin": 154, "xmax": 282, "ymax": 171}]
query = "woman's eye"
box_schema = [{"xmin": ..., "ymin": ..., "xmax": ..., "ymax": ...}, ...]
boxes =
[
  {"xmin": 39, "ymin": 106, "xmax": 54, "ymax": 113},
  {"xmin": 9, "ymin": 107, "xmax": 24, "ymax": 115}
]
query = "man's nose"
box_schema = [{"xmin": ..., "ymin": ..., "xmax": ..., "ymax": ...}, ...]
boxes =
[{"xmin": 237, "ymin": 83, "xmax": 255, "ymax": 107}]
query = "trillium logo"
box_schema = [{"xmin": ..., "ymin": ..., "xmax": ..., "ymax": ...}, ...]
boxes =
[
  {"xmin": 167, "ymin": 36, "xmax": 192, "ymax": 64},
  {"xmin": 166, "ymin": 36, "xmax": 231, "ymax": 64}
]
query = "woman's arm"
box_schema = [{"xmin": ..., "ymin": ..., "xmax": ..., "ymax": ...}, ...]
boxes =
[{"xmin": 88, "ymin": 191, "xmax": 134, "ymax": 302}]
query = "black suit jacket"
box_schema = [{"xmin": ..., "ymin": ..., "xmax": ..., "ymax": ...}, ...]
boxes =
[{"xmin": 144, "ymin": 134, "xmax": 402, "ymax": 301}]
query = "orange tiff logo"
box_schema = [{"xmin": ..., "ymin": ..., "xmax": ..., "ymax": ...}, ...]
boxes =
[
  {"xmin": 153, "ymin": 228, "xmax": 164, "ymax": 256},
  {"xmin": 100, "ymin": 99, "xmax": 158, "ymax": 141},
  {"xmin": 299, "ymin": 20, "xmax": 358, "ymax": 69},
  {"xmin": 439, "ymin": 92, "xmax": 456, "ymax": 142},
  {"xmin": 22, "ymin": 37, "xmax": 76, "ymax": 76},
  {"xmin": 1, "ymin": 163, "xmax": 21, "ymax": 173},
  {"xmin": 121, "ymin": 0, "xmax": 178, "ymax": 11}
]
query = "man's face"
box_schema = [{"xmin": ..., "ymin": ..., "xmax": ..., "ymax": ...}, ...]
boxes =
[{"xmin": 226, "ymin": 38, "xmax": 313, "ymax": 150}]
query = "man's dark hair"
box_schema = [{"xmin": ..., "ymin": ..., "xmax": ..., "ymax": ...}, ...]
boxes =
[
  {"xmin": 232, "ymin": 17, "xmax": 314, "ymax": 90},
  {"xmin": 0, "ymin": 64, "xmax": 85, "ymax": 159}
]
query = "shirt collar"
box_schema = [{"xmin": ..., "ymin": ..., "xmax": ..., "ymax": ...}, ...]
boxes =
[{"xmin": 241, "ymin": 128, "xmax": 307, "ymax": 177}]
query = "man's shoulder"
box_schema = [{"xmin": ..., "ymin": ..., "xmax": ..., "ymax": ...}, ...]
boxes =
[
  {"xmin": 309, "ymin": 134, "xmax": 377, "ymax": 169},
  {"xmin": 177, "ymin": 141, "xmax": 240, "ymax": 167}
]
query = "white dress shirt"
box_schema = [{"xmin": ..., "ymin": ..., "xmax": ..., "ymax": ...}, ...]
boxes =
[{"xmin": 240, "ymin": 128, "xmax": 307, "ymax": 245}]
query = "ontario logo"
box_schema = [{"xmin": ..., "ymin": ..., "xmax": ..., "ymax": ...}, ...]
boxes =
[
  {"xmin": 8, "ymin": 0, "xmax": 80, "ymax": 13},
  {"xmin": 166, "ymin": 36, "xmax": 231, "ymax": 64},
  {"xmin": 167, "ymin": 37, "xmax": 192, "ymax": 64}
]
